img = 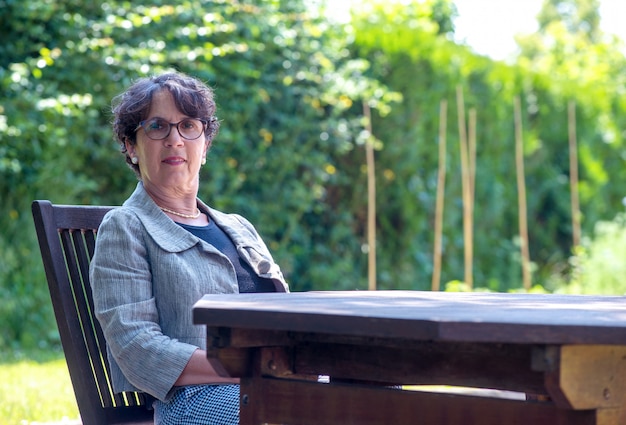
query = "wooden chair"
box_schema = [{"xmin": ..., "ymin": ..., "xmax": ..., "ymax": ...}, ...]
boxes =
[{"xmin": 32, "ymin": 200, "xmax": 154, "ymax": 425}]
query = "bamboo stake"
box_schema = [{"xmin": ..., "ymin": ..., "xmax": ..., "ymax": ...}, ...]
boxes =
[
  {"xmin": 363, "ymin": 101, "xmax": 377, "ymax": 291},
  {"xmin": 432, "ymin": 99, "xmax": 447, "ymax": 292},
  {"xmin": 468, "ymin": 109, "xmax": 477, "ymax": 288},
  {"xmin": 468, "ymin": 108, "xmax": 477, "ymax": 213},
  {"xmin": 568, "ymin": 101, "xmax": 581, "ymax": 248},
  {"xmin": 513, "ymin": 96, "xmax": 531, "ymax": 290},
  {"xmin": 456, "ymin": 86, "xmax": 473, "ymax": 289}
]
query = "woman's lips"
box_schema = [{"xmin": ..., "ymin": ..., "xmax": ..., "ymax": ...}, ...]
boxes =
[{"xmin": 162, "ymin": 157, "xmax": 186, "ymax": 165}]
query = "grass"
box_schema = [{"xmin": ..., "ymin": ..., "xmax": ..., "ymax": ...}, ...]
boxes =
[{"xmin": 0, "ymin": 350, "xmax": 80, "ymax": 425}]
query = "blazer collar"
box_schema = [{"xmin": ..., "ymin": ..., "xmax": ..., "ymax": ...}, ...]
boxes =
[
  {"xmin": 123, "ymin": 182, "xmax": 203, "ymax": 252},
  {"xmin": 123, "ymin": 182, "xmax": 261, "ymax": 253},
  {"xmin": 124, "ymin": 182, "xmax": 288, "ymax": 291}
]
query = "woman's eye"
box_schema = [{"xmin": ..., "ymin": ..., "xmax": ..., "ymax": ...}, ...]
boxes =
[
  {"xmin": 149, "ymin": 119, "xmax": 165, "ymax": 130},
  {"xmin": 182, "ymin": 120, "xmax": 196, "ymax": 129}
]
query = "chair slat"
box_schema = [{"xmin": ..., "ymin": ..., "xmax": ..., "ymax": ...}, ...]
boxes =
[
  {"xmin": 62, "ymin": 228, "xmax": 121, "ymax": 408},
  {"xmin": 74, "ymin": 228, "xmax": 138, "ymax": 407}
]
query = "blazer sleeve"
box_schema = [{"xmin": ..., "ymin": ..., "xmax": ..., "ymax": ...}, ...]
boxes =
[{"xmin": 90, "ymin": 209, "xmax": 198, "ymax": 400}]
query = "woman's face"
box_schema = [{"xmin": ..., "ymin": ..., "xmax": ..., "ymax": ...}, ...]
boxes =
[{"xmin": 126, "ymin": 90, "xmax": 210, "ymax": 198}]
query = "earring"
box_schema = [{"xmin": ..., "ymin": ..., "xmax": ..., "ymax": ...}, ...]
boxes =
[
  {"xmin": 131, "ymin": 157, "xmax": 138, "ymax": 164},
  {"xmin": 201, "ymin": 158, "xmax": 206, "ymax": 165}
]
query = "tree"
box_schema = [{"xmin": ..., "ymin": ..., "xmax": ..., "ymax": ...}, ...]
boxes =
[
  {"xmin": 348, "ymin": 0, "xmax": 626, "ymax": 291},
  {"xmin": 0, "ymin": 0, "xmax": 392, "ymax": 350},
  {"xmin": 536, "ymin": 0, "xmax": 602, "ymax": 43},
  {"xmin": 515, "ymin": 0, "xmax": 626, "ymax": 280}
]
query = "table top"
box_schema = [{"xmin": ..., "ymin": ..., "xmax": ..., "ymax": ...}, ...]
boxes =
[{"xmin": 193, "ymin": 290, "xmax": 626, "ymax": 345}]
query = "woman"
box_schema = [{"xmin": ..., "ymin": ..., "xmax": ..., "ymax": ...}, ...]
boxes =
[{"xmin": 90, "ymin": 71, "xmax": 288, "ymax": 424}]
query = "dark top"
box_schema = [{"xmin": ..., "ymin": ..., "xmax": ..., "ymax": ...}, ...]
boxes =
[{"xmin": 178, "ymin": 220, "xmax": 276, "ymax": 293}]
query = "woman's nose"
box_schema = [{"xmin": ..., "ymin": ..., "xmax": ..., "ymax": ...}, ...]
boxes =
[{"xmin": 164, "ymin": 125, "xmax": 185, "ymax": 146}]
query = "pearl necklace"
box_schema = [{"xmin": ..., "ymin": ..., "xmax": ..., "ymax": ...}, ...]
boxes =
[{"xmin": 159, "ymin": 205, "xmax": 201, "ymax": 219}]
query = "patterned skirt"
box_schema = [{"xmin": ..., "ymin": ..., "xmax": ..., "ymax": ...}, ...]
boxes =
[{"xmin": 154, "ymin": 384, "xmax": 240, "ymax": 425}]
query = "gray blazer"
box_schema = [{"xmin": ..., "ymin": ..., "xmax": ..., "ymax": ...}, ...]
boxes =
[{"xmin": 90, "ymin": 182, "xmax": 288, "ymax": 401}]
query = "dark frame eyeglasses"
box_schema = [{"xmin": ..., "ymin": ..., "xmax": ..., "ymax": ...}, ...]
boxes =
[{"xmin": 134, "ymin": 117, "xmax": 208, "ymax": 141}]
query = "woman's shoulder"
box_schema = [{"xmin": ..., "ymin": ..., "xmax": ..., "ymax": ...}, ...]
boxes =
[
  {"xmin": 104, "ymin": 202, "xmax": 203, "ymax": 252},
  {"xmin": 210, "ymin": 208, "xmax": 251, "ymax": 225},
  {"xmin": 203, "ymin": 206, "xmax": 255, "ymax": 232},
  {"xmin": 98, "ymin": 206, "xmax": 144, "ymax": 237},
  {"xmin": 102, "ymin": 204, "xmax": 142, "ymax": 222},
  {"xmin": 197, "ymin": 198, "xmax": 250, "ymax": 226}
]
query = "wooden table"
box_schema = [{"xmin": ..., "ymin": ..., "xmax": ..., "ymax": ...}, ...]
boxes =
[{"xmin": 192, "ymin": 290, "xmax": 626, "ymax": 424}]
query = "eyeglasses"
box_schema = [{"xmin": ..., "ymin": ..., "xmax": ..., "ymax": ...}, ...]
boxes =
[{"xmin": 135, "ymin": 117, "xmax": 207, "ymax": 141}]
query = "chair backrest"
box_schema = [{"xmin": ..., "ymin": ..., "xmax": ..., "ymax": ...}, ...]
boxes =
[{"xmin": 32, "ymin": 200, "xmax": 154, "ymax": 425}]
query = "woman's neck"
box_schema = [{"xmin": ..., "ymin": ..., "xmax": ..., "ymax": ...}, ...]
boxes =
[{"xmin": 143, "ymin": 183, "xmax": 207, "ymax": 225}]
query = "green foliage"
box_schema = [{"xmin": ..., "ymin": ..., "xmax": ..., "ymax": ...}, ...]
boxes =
[
  {"xmin": 535, "ymin": 0, "xmax": 602, "ymax": 43},
  {"xmin": 347, "ymin": 0, "xmax": 626, "ymax": 291},
  {"xmin": 0, "ymin": 0, "xmax": 395, "ymax": 349},
  {"xmin": 557, "ymin": 213, "xmax": 626, "ymax": 295},
  {"xmin": 350, "ymin": 1, "xmax": 525, "ymax": 289},
  {"xmin": 2, "ymin": 0, "xmax": 626, "ymax": 352}
]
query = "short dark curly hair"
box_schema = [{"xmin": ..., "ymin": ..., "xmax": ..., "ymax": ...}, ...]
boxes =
[{"xmin": 111, "ymin": 72, "xmax": 220, "ymax": 177}]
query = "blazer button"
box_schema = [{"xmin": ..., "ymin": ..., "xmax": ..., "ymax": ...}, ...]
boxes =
[{"xmin": 258, "ymin": 260, "xmax": 271, "ymax": 274}]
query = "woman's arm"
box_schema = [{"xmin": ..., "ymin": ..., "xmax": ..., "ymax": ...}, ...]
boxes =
[
  {"xmin": 92, "ymin": 209, "xmax": 210, "ymax": 399},
  {"xmin": 174, "ymin": 349, "xmax": 240, "ymax": 386}
]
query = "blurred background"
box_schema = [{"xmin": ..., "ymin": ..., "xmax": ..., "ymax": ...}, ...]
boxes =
[
  {"xmin": 454, "ymin": 0, "xmax": 626, "ymax": 60},
  {"xmin": 2, "ymin": 0, "xmax": 626, "ymax": 358}
]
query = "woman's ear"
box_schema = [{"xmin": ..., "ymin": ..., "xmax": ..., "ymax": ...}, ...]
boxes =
[{"xmin": 125, "ymin": 137, "xmax": 136, "ymax": 157}]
